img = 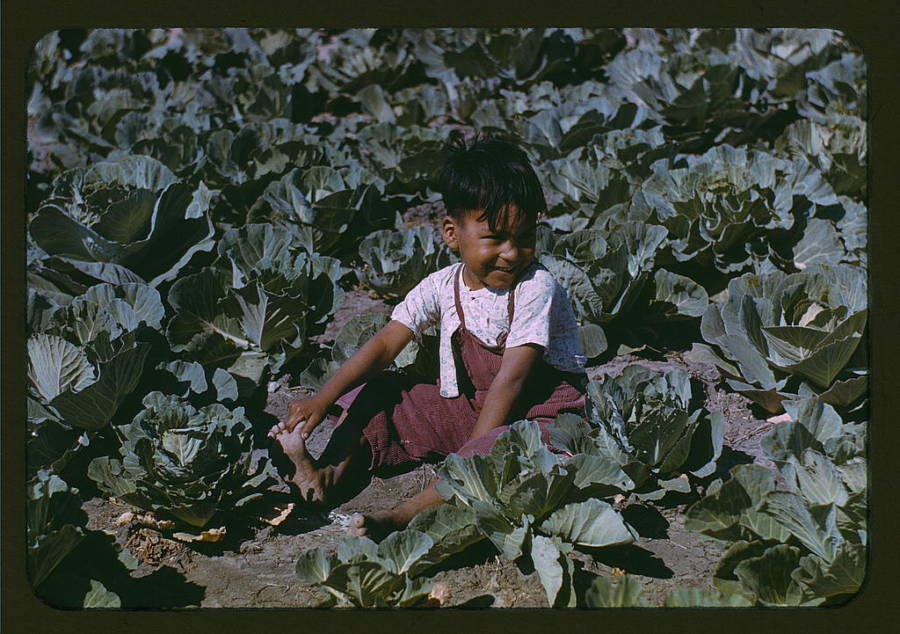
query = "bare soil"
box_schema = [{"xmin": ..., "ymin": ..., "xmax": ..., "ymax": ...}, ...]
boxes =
[{"xmin": 79, "ymin": 288, "xmax": 778, "ymax": 609}]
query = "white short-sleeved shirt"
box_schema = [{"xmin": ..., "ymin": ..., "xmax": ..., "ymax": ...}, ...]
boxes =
[{"xmin": 391, "ymin": 262, "xmax": 587, "ymax": 398}]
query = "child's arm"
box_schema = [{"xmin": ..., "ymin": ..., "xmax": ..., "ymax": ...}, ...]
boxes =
[
  {"xmin": 269, "ymin": 321, "xmax": 415, "ymax": 439},
  {"xmin": 464, "ymin": 343, "xmax": 544, "ymax": 443}
]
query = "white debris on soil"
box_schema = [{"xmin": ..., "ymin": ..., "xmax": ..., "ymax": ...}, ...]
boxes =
[{"xmin": 327, "ymin": 511, "xmax": 353, "ymax": 528}]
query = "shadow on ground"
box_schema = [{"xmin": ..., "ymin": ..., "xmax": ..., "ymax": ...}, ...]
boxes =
[{"xmin": 34, "ymin": 532, "xmax": 206, "ymax": 609}]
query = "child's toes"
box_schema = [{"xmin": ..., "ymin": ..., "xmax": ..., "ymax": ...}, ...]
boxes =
[{"xmin": 348, "ymin": 513, "xmax": 367, "ymax": 537}]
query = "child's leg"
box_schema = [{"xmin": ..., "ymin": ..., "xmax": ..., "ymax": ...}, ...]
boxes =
[
  {"xmin": 348, "ymin": 477, "xmax": 443, "ymax": 540},
  {"xmin": 274, "ymin": 414, "xmax": 373, "ymax": 508},
  {"xmin": 274, "ymin": 371, "xmax": 422, "ymax": 508}
]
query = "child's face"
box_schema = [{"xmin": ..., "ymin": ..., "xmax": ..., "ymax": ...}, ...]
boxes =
[{"xmin": 442, "ymin": 205, "xmax": 537, "ymax": 290}]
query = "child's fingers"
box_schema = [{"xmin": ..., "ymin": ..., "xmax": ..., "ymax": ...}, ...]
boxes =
[
  {"xmin": 284, "ymin": 413, "xmax": 306, "ymax": 432},
  {"xmin": 268, "ymin": 412, "xmax": 307, "ymax": 438},
  {"xmin": 300, "ymin": 413, "xmax": 322, "ymax": 439}
]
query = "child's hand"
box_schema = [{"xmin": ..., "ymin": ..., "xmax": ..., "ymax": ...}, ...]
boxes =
[{"xmin": 268, "ymin": 396, "xmax": 330, "ymax": 439}]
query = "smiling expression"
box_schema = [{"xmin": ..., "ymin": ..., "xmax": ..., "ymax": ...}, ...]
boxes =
[{"xmin": 442, "ymin": 205, "xmax": 537, "ymax": 290}]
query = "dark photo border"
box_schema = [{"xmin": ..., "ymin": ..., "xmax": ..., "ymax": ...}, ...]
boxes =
[{"xmin": 4, "ymin": 1, "xmax": 898, "ymax": 632}]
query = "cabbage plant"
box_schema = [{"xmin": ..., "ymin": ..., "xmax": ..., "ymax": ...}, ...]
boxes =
[
  {"xmin": 698, "ymin": 264, "xmax": 867, "ymax": 412},
  {"xmin": 166, "ymin": 223, "xmax": 345, "ymax": 386},
  {"xmin": 356, "ymin": 225, "xmax": 454, "ymax": 299},
  {"xmin": 538, "ymin": 223, "xmax": 708, "ymax": 358},
  {"xmin": 295, "ymin": 531, "xmax": 435, "ymax": 607},
  {"xmin": 350, "ymin": 122, "xmax": 451, "ymax": 198},
  {"xmin": 684, "ymin": 398, "xmax": 865, "ymax": 606},
  {"xmin": 28, "ymin": 155, "xmax": 215, "ymax": 287},
  {"xmin": 577, "ymin": 365, "xmax": 725, "ymax": 495},
  {"xmin": 87, "ymin": 392, "xmax": 274, "ymax": 527},
  {"xmin": 633, "ymin": 145, "xmax": 838, "ymax": 275},
  {"xmin": 435, "ymin": 420, "xmax": 638, "ymax": 606},
  {"xmin": 247, "ymin": 164, "xmax": 378, "ymax": 255},
  {"xmin": 27, "ymin": 470, "xmax": 86, "ymax": 588},
  {"xmin": 27, "ymin": 282, "xmax": 163, "ymax": 461},
  {"xmin": 541, "ymin": 127, "xmax": 670, "ymax": 232}
]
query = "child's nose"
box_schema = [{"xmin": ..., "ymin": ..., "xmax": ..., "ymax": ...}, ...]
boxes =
[{"xmin": 499, "ymin": 240, "xmax": 519, "ymax": 260}]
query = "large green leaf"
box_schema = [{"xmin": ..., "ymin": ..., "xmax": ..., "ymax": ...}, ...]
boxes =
[
  {"xmin": 733, "ymin": 544, "xmax": 807, "ymax": 607},
  {"xmin": 324, "ymin": 560, "xmax": 401, "ymax": 608},
  {"xmin": 782, "ymin": 331, "xmax": 865, "ymax": 388},
  {"xmin": 27, "ymin": 334, "xmax": 96, "ymax": 401},
  {"xmin": 407, "ymin": 503, "xmax": 482, "ymax": 575},
  {"xmin": 793, "ymin": 218, "xmax": 844, "ymax": 269},
  {"xmin": 818, "ymin": 375, "xmax": 867, "ymax": 408},
  {"xmin": 81, "ymin": 154, "xmax": 179, "ymax": 192},
  {"xmin": 530, "ymin": 535, "xmax": 576, "ymax": 607},
  {"xmin": 295, "ymin": 548, "xmax": 335, "ymax": 585},
  {"xmin": 28, "ymin": 525, "xmax": 85, "ymax": 589},
  {"xmin": 27, "ymin": 471, "xmax": 86, "ymax": 588},
  {"xmin": 127, "ymin": 183, "xmax": 216, "ymax": 286},
  {"xmin": 92, "ymin": 188, "xmax": 156, "ymax": 244},
  {"xmin": 86, "ymin": 457, "xmax": 141, "ymax": 500},
  {"xmin": 794, "ymin": 542, "xmax": 865, "ymax": 600},
  {"xmin": 50, "ymin": 342, "xmax": 150, "ymax": 431},
  {"xmin": 377, "ymin": 530, "xmax": 434, "ymax": 575},
  {"xmin": 647, "ymin": 268, "xmax": 709, "ymax": 320},
  {"xmin": 761, "ymin": 492, "xmax": 841, "ymax": 562},
  {"xmin": 167, "ymin": 269, "xmax": 249, "ymax": 351},
  {"xmin": 539, "ymin": 498, "xmax": 635, "ymax": 547},
  {"xmin": 81, "ymin": 283, "xmax": 165, "ymax": 329},
  {"xmin": 217, "ymin": 223, "xmax": 297, "ymax": 284},
  {"xmin": 31, "ymin": 175, "xmax": 215, "ymax": 287},
  {"xmin": 226, "ymin": 283, "xmax": 307, "ymax": 352},
  {"xmin": 782, "ymin": 450, "xmax": 849, "ymax": 507},
  {"xmin": 685, "ymin": 465, "xmax": 777, "ymax": 538},
  {"xmin": 470, "ymin": 500, "xmax": 531, "ymax": 561},
  {"xmin": 435, "ymin": 452, "xmax": 502, "ymax": 506},
  {"xmin": 43, "ymin": 256, "xmax": 148, "ymax": 287}
]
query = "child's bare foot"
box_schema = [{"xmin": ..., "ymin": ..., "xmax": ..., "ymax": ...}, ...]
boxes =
[
  {"xmin": 274, "ymin": 425, "xmax": 329, "ymax": 506},
  {"xmin": 346, "ymin": 480, "xmax": 446, "ymax": 541},
  {"xmin": 347, "ymin": 511, "xmax": 407, "ymax": 542}
]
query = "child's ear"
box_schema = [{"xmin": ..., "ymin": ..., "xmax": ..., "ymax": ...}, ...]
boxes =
[{"xmin": 441, "ymin": 216, "xmax": 459, "ymax": 250}]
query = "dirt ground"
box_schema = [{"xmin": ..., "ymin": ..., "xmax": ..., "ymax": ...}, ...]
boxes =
[{"xmin": 76, "ymin": 286, "xmax": 778, "ymax": 609}]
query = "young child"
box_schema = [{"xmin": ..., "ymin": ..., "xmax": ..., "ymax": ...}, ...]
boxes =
[{"xmin": 268, "ymin": 135, "xmax": 588, "ymax": 540}]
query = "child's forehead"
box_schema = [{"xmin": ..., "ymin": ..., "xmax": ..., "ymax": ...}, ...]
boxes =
[{"xmin": 465, "ymin": 205, "xmax": 535, "ymax": 232}]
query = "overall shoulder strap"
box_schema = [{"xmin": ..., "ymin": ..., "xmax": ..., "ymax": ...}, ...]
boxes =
[{"xmin": 453, "ymin": 264, "xmax": 466, "ymax": 328}]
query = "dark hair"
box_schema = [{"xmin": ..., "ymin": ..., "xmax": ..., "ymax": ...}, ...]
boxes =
[{"xmin": 437, "ymin": 131, "xmax": 545, "ymax": 231}]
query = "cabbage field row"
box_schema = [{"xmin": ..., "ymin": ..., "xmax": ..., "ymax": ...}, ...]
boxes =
[{"xmin": 25, "ymin": 27, "xmax": 867, "ymax": 608}]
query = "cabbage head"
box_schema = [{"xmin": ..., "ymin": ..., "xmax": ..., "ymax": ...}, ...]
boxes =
[
  {"xmin": 699, "ymin": 264, "xmax": 867, "ymax": 412},
  {"xmin": 634, "ymin": 145, "xmax": 837, "ymax": 274},
  {"xmin": 356, "ymin": 225, "xmax": 454, "ymax": 299},
  {"xmin": 166, "ymin": 223, "xmax": 345, "ymax": 386},
  {"xmin": 27, "ymin": 282, "xmax": 162, "ymax": 438},
  {"xmin": 28, "ymin": 155, "xmax": 215, "ymax": 287},
  {"xmin": 581, "ymin": 364, "xmax": 725, "ymax": 491},
  {"xmin": 539, "ymin": 223, "xmax": 707, "ymax": 357},
  {"xmin": 88, "ymin": 392, "xmax": 274, "ymax": 527}
]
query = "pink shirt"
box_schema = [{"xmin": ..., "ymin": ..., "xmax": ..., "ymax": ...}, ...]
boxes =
[{"xmin": 391, "ymin": 262, "xmax": 587, "ymax": 398}]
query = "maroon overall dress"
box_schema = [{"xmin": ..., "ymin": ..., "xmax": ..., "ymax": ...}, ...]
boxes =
[{"xmin": 335, "ymin": 265, "xmax": 587, "ymax": 472}]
